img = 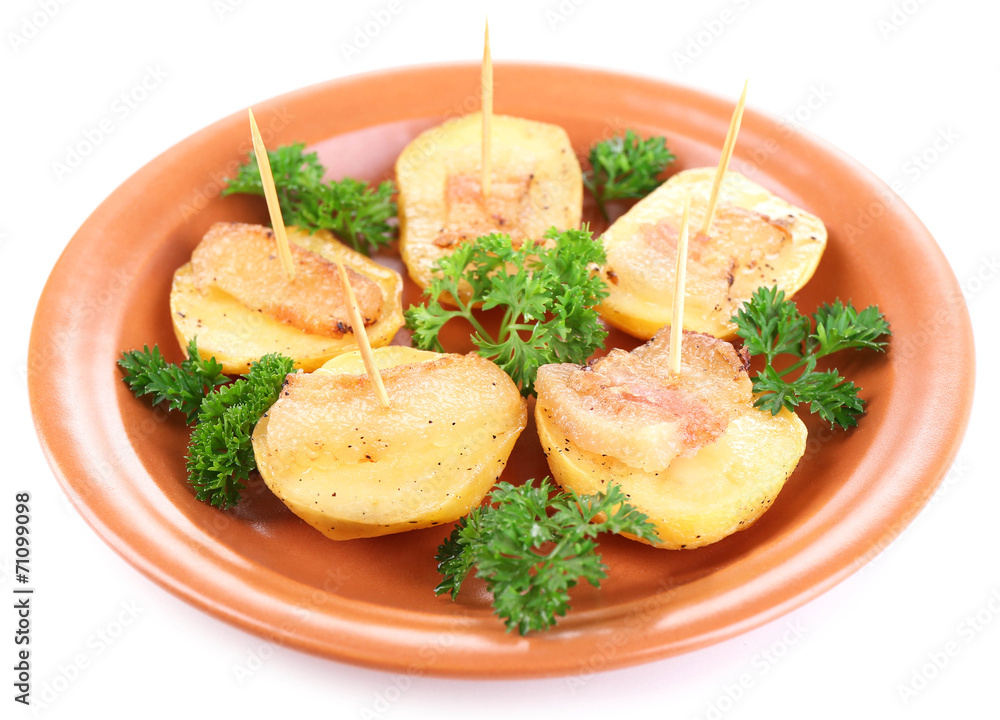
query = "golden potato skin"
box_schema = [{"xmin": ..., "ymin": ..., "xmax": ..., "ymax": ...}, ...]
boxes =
[
  {"xmin": 252, "ymin": 348, "xmax": 527, "ymax": 540},
  {"xmin": 536, "ymin": 399, "xmax": 806, "ymax": 549},
  {"xmin": 170, "ymin": 226, "xmax": 404, "ymax": 374},
  {"xmin": 396, "ymin": 112, "xmax": 582, "ymax": 297},
  {"xmin": 600, "ymin": 168, "xmax": 827, "ymax": 339}
]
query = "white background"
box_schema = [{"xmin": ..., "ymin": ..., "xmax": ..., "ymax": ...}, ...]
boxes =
[{"xmin": 3, "ymin": 0, "xmax": 997, "ymax": 718}]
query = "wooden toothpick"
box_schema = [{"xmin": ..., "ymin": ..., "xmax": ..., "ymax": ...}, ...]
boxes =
[
  {"xmin": 249, "ymin": 108, "xmax": 295, "ymax": 281},
  {"xmin": 336, "ymin": 261, "xmax": 390, "ymax": 409},
  {"xmin": 700, "ymin": 80, "xmax": 748, "ymax": 236},
  {"xmin": 669, "ymin": 196, "xmax": 691, "ymax": 375},
  {"xmin": 481, "ymin": 18, "xmax": 493, "ymax": 198}
]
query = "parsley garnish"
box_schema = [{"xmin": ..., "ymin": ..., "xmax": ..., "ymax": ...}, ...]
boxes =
[
  {"xmin": 404, "ymin": 228, "xmax": 609, "ymax": 396},
  {"xmin": 186, "ymin": 353, "xmax": 295, "ymax": 508},
  {"xmin": 118, "ymin": 339, "xmax": 227, "ymax": 423},
  {"xmin": 436, "ymin": 478, "xmax": 658, "ymax": 635},
  {"xmin": 732, "ymin": 286, "xmax": 891, "ymax": 429},
  {"xmin": 583, "ymin": 129, "xmax": 675, "ymax": 220},
  {"xmin": 223, "ymin": 142, "xmax": 397, "ymax": 255},
  {"xmin": 119, "ymin": 343, "xmax": 293, "ymax": 508}
]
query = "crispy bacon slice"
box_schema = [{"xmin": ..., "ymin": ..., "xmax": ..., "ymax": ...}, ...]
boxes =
[
  {"xmin": 434, "ymin": 173, "xmax": 533, "ymax": 248},
  {"xmin": 534, "ymin": 330, "xmax": 752, "ymax": 472},
  {"xmin": 190, "ymin": 222, "xmax": 383, "ymax": 337}
]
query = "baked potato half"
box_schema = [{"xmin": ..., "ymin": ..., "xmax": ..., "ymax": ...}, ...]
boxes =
[
  {"xmin": 535, "ymin": 328, "xmax": 806, "ymax": 549},
  {"xmin": 396, "ymin": 111, "xmax": 582, "ymax": 298},
  {"xmin": 170, "ymin": 223, "xmax": 404, "ymax": 374},
  {"xmin": 599, "ymin": 169, "xmax": 826, "ymax": 339},
  {"xmin": 252, "ymin": 347, "xmax": 527, "ymax": 540}
]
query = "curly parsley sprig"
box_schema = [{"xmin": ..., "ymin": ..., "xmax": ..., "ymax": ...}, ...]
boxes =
[
  {"xmin": 583, "ymin": 129, "xmax": 675, "ymax": 220},
  {"xmin": 436, "ymin": 478, "xmax": 658, "ymax": 635},
  {"xmin": 405, "ymin": 228, "xmax": 609, "ymax": 397},
  {"xmin": 186, "ymin": 353, "xmax": 295, "ymax": 508},
  {"xmin": 119, "ymin": 343, "xmax": 293, "ymax": 508},
  {"xmin": 223, "ymin": 142, "xmax": 397, "ymax": 255},
  {"xmin": 118, "ymin": 339, "xmax": 227, "ymax": 424},
  {"xmin": 732, "ymin": 286, "xmax": 891, "ymax": 429}
]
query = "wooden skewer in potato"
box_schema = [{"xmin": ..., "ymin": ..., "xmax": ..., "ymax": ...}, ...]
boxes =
[
  {"xmin": 395, "ymin": 23, "xmax": 583, "ymax": 299},
  {"xmin": 668, "ymin": 197, "xmax": 691, "ymax": 375},
  {"xmin": 599, "ymin": 83, "xmax": 827, "ymax": 340},
  {"xmin": 700, "ymin": 80, "xmax": 747, "ymax": 236},
  {"xmin": 481, "ymin": 18, "xmax": 493, "ymax": 199},
  {"xmin": 335, "ymin": 260, "xmax": 390, "ymax": 409},
  {"xmin": 249, "ymin": 108, "xmax": 295, "ymax": 280},
  {"xmin": 170, "ymin": 112, "xmax": 405, "ymax": 375}
]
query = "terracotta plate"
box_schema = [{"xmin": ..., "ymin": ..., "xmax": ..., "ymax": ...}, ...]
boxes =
[{"xmin": 28, "ymin": 64, "xmax": 974, "ymax": 678}]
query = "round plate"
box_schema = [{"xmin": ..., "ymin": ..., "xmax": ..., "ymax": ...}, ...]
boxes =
[{"xmin": 28, "ymin": 63, "xmax": 974, "ymax": 678}]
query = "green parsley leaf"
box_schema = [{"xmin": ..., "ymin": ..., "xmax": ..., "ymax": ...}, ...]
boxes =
[
  {"xmin": 583, "ymin": 129, "xmax": 675, "ymax": 220},
  {"xmin": 404, "ymin": 228, "xmax": 609, "ymax": 396},
  {"xmin": 435, "ymin": 478, "xmax": 658, "ymax": 635},
  {"xmin": 118, "ymin": 339, "xmax": 227, "ymax": 423},
  {"xmin": 185, "ymin": 353, "xmax": 295, "ymax": 508},
  {"xmin": 731, "ymin": 284, "xmax": 811, "ymax": 364},
  {"xmin": 223, "ymin": 142, "xmax": 397, "ymax": 255},
  {"xmin": 222, "ymin": 141, "xmax": 325, "ymax": 210},
  {"xmin": 732, "ymin": 286, "xmax": 891, "ymax": 430},
  {"xmin": 810, "ymin": 300, "xmax": 892, "ymax": 356}
]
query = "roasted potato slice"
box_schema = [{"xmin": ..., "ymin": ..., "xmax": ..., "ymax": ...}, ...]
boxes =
[
  {"xmin": 600, "ymin": 169, "xmax": 826, "ymax": 339},
  {"xmin": 535, "ymin": 328, "xmax": 806, "ymax": 549},
  {"xmin": 252, "ymin": 347, "xmax": 527, "ymax": 540},
  {"xmin": 396, "ymin": 112, "xmax": 582, "ymax": 297},
  {"xmin": 170, "ymin": 223, "xmax": 404, "ymax": 374}
]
